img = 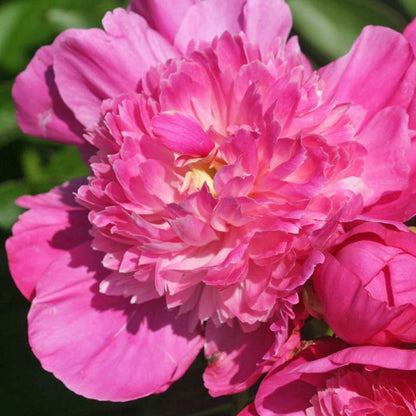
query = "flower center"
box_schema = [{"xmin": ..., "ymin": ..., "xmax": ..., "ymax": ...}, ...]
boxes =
[{"xmin": 181, "ymin": 162, "xmax": 217, "ymax": 196}]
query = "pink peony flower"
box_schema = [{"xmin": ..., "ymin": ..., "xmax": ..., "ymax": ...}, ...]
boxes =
[
  {"xmin": 7, "ymin": 0, "xmax": 416, "ymax": 402},
  {"xmin": 242, "ymin": 339, "xmax": 416, "ymax": 416},
  {"xmin": 312, "ymin": 222, "xmax": 416, "ymax": 346}
]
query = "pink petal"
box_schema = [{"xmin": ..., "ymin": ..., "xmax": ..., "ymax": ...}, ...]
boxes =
[
  {"xmin": 12, "ymin": 46, "xmax": 85, "ymax": 145},
  {"xmin": 357, "ymin": 106, "xmax": 410, "ymax": 205},
  {"xmin": 54, "ymin": 9, "xmax": 178, "ymax": 127},
  {"xmin": 243, "ymin": 0, "xmax": 292, "ymax": 53},
  {"xmin": 314, "ymin": 254, "xmax": 404, "ymax": 345},
  {"xmin": 319, "ymin": 26, "xmax": 416, "ymax": 122},
  {"xmin": 174, "ymin": 0, "xmax": 246, "ymax": 52},
  {"xmin": 28, "ymin": 242, "xmax": 203, "ymax": 401},
  {"xmin": 128, "ymin": 0, "xmax": 197, "ymax": 43},
  {"xmin": 294, "ymin": 344, "xmax": 416, "ymax": 375},
  {"xmin": 203, "ymin": 320, "xmax": 274, "ymax": 396},
  {"xmin": 255, "ymin": 340, "xmax": 345, "ymax": 416},
  {"xmin": 238, "ymin": 403, "xmax": 260, "ymax": 416},
  {"xmin": 6, "ymin": 180, "xmax": 89, "ymax": 300},
  {"xmin": 152, "ymin": 112, "xmax": 214, "ymax": 156}
]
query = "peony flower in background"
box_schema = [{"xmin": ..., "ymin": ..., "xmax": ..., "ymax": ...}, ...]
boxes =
[
  {"xmin": 7, "ymin": 0, "xmax": 416, "ymax": 408},
  {"xmin": 312, "ymin": 222, "xmax": 416, "ymax": 346},
  {"xmin": 239, "ymin": 339, "xmax": 416, "ymax": 416}
]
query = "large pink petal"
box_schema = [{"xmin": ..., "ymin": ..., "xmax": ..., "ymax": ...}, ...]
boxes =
[
  {"xmin": 203, "ymin": 320, "xmax": 274, "ymax": 396},
  {"xmin": 174, "ymin": 0, "xmax": 246, "ymax": 52},
  {"xmin": 12, "ymin": 46, "xmax": 85, "ymax": 145},
  {"xmin": 356, "ymin": 106, "xmax": 411, "ymax": 206},
  {"xmin": 6, "ymin": 180, "xmax": 89, "ymax": 300},
  {"xmin": 28, "ymin": 242, "xmax": 204, "ymax": 401},
  {"xmin": 319, "ymin": 26, "xmax": 416, "ymax": 122},
  {"xmin": 314, "ymin": 254, "xmax": 404, "ymax": 345},
  {"xmin": 294, "ymin": 344, "xmax": 416, "ymax": 375},
  {"xmin": 243, "ymin": 0, "xmax": 292, "ymax": 53},
  {"xmin": 128, "ymin": 0, "xmax": 197, "ymax": 43},
  {"xmin": 54, "ymin": 8, "xmax": 178, "ymax": 127},
  {"xmin": 255, "ymin": 340, "xmax": 344, "ymax": 416},
  {"xmin": 174, "ymin": 0, "xmax": 292, "ymax": 54}
]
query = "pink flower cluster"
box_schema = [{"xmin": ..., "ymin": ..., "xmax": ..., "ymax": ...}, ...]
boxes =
[{"xmin": 7, "ymin": 0, "xmax": 416, "ymax": 412}]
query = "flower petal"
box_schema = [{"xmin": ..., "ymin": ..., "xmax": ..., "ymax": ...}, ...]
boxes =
[
  {"xmin": 243, "ymin": 0, "xmax": 292, "ymax": 53},
  {"xmin": 152, "ymin": 112, "xmax": 214, "ymax": 156},
  {"xmin": 6, "ymin": 180, "xmax": 89, "ymax": 300},
  {"xmin": 12, "ymin": 46, "xmax": 85, "ymax": 145},
  {"xmin": 319, "ymin": 26, "xmax": 416, "ymax": 122},
  {"xmin": 54, "ymin": 8, "xmax": 178, "ymax": 127},
  {"xmin": 203, "ymin": 320, "xmax": 274, "ymax": 396},
  {"xmin": 174, "ymin": 0, "xmax": 246, "ymax": 52},
  {"xmin": 28, "ymin": 242, "xmax": 204, "ymax": 401},
  {"xmin": 128, "ymin": 0, "xmax": 197, "ymax": 43}
]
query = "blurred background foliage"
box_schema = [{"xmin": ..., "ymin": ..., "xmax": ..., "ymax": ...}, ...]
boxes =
[{"xmin": 0, "ymin": 0, "xmax": 415, "ymax": 414}]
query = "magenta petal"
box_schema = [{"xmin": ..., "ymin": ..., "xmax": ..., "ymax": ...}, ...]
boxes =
[
  {"xmin": 12, "ymin": 46, "xmax": 85, "ymax": 145},
  {"xmin": 319, "ymin": 26, "xmax": 416, "ymax": 121},
  {"xmin": 175, "ymin": 0, "xmax": 245, "ymax": 52},
  {"xmin": 357, "ymin": 106, "xmax": 410, "ymax": 205},
  {"xmin": 128, "ymin": 0, "xmax": 197, "ymax": 43},
  {"xmin": 314, "ymin": 254, "xmax": 403, "ymax": 345},
  {"xmin": 238, "ymin": 403, "xmax": 260, "ymax": 416},
  {"xmin": 203, "ymin": 320, "xmax": 274, "ymax": 396},
  {"xmin": 54, "ymin": 9, "xmax": 178, "ymax": 127},
  {"xmin": 28, "ymin": 242, "xmax": 203, "ymax": 401},
  {"xmin": 152, "ymin": 112, "xmax": 214, "ymax": 156},
  {"xmin": 243, "ymin": 0, "xmax": 292, "ymax": 52},
  {"xmin": 294, "ymin": 344, "xmax": 416, "ymax": 375},
  {"xmin": 6, "ymin": 180, "xmax": 89, "ymax": 300}
]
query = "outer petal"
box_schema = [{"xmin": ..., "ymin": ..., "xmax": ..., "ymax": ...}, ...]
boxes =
[
  {"xmin": 203, "ymin": 320, "xmax": 274, "ymax": 396},
  {"xmin": 174, "ymin": 0, "xmax": 245, "ymax": 52},
  {"xmin": 356, "ymin": 106, "xmax": 411, "ymax": 207},
  {"xmin": 319, "ymin": 26, "xmax": 416, "ymax": 122},
  {"xmin": 6, "ymin": 180, "xmax": 89, "ymax": 300},
  {"xmin": 174, "ymin": 0, "xmax": 292, "ymax": 53},
  {"xmin": 28, "ymin": 242, "xmax": 204, "ymax": 401},
  {"xmin": 314, "ymin": 254, "xmax": 405, "ymax": 345},
  {"xmin": 255, "ymin": 340, "xmax": 345, "ymax": 416},
  {"xmin": 294, "ymin": 344, "xmax": 416, "ymax": 375},
  {"xmin": 12, "ymin": 46, "xmax": 85, "ymax": 145},
  {"xmin": 54, "ymin": 8, "xmax": 178, "ymax": 127},
  {"xmin": 243, "ymin": 0, "xmax": 292, "ymax": 53},
  {"xmin": 128, "ymin": 0, "xmax": 197, "ymax": 43}
]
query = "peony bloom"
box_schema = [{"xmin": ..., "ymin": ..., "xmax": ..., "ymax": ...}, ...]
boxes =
[
  {"xmin": 7, "ymin": 0, "xmax": 416, "ymax": 403},
  {"xmin": 240, "ymin": 339, "xmax": 416, "ymax": 416},
  {"xmin": 312, "ymin": 222, "xmax": 416, "ymax": 346}
]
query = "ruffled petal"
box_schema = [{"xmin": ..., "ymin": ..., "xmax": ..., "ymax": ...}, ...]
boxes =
[
  {"xmin": 128, "ymin": 0, "xmax": 197, "ymax": 43},
  {"xmin": 28, "ymin": 242, "xmax": 204, "ymax": 401},
  {"xmin": 6, "ymin": 180, "xmax": 89, "ymax": 300},
  {"xmin": 203, "ymin": 320, "xmax": 274, "ymax": 396},
  {"xmin": 54, "ymin": 8, "xmax": 178, "ymax": 127},
  {"xmin": 12, "ymin": 46, "xmax": 85, "ymax": 145},
  {"xmin": 319, "ymin": 26, "xmax": 416, "ymax": 122}
]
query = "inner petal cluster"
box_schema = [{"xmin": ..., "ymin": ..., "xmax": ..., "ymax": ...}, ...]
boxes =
[{"xmin": 76, "ymin": 31, "xmax": 366, "ymax": 326}]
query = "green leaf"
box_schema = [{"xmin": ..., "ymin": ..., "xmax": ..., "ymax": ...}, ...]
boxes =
[
  {"xmin": 0, "ymin": 180, "xmax": 29, "ymax": 229},
  {"xmin": 0, "ymin": 82, "xmax": 18, "ymax": 146},
  {"xmin": 398, "ymin": 0, "xmax": 416, "ymax": 16},
  {"xmin": 289, "ymin": 0, "xmax": 408, "ymax": 63}
]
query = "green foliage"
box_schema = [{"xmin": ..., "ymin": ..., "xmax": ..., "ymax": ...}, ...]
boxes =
[{"xmin": 0, "ymin": 0, "xmax": 414, "ymax": 415}]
